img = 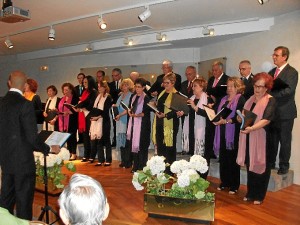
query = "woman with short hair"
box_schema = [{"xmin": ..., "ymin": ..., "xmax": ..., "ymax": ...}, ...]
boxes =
[{"xmin": 237, "ymin": 72, "xmax": 276, "ymax": 205}]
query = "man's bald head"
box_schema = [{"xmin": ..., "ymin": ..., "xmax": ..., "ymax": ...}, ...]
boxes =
[
  {"xmin": 8, "ymin": 71, "xmax": 27, "ymax": 91},
  {"xmin": 129, "ymin": 71, "xmax": 140, "ymax": 83}
]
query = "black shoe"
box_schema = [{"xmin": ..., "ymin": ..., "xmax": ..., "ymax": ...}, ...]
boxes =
[
  {"xmin": 104, "ymin": 162, "xmax": 111, "ymax": 166},
  {"xmin": 277, "ymin": 168, "xmax": 288, "ymax": 175},
  {"xmin": 119, "ymin": 163, "xmax": 124, "ymax": 167},
  {"xmin": 95, "ymin": 163, "xmax": 102, "ymax": 166},
  {"xmin": 88, "ymin": 159, "xmax": 94, "ymax": 163},
  {"xmin": 81, "ymin": 158, "xmax": 87, "ymax": 162}
]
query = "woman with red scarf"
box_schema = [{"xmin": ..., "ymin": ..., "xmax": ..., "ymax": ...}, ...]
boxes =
[
  {"xmin": 58, "ymin": 83, "xmax": 78, "ymax": 160},
  {"xmin": 76, "ymin": 75, "xmax": 98, "ymax": 162}
]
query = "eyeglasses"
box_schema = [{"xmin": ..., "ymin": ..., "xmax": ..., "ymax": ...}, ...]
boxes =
[
  {"xmin": 163, "ymin": 81, "xmax": 171, "ymax": 84},
  {"xmin": 238, "ymin": 68, "xmax": 248, "ymax": 72},
  {"xmin": 253, "ymin": 85, "xmax": 265, "ymax": 89},
  {"xmin": 272, "ymin": 54, "xmax": 282, "ymax": 57}
]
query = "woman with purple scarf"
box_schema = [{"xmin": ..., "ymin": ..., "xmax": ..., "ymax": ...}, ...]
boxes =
[
  {"xmin": 126, "ymin": 78, "xmax": 151, "ymax": 173},
  {"xmin": 213, "ymin": 77, "xmax": 245, "ymax": 194}
]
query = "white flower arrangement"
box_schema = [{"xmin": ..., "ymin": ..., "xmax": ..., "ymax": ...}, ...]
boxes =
[
  {"xmin": 132, "ymin": 155, "xmax": 214, "ymax": 201},
  {"xmin": 35, "ymin": 147, "xmax": 76, "ymax": 188}
]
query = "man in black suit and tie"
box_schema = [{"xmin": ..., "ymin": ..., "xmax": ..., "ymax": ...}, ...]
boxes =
[
  {"xmin": 269, "ymin": 46, "xmax": 298, "ymax": 175},
  {"xmin": 239, "ymin": 60, "xmax": 254, "ymax": 100},
  {"xmin": 206, "ymin": 61, "xmax": 229, "ymax": 159},
  {"xmin": 74, "ymin": 72, "xmax": 85, "ymax": 100},
  {"xmin": 206, "ymin": 61, "xmax": 229, "ymax": 108},
  {"xmin": 149, "ymin": 60, "xmax": 182, "ymax": 97},
  {"xmin": 0, "ymin": 71, "xmax": 60, "ymax": 220},
  {"xmin": 180, "ymin": 65, "xmax": 197, "ymax": 98},
  {"xmin": 109, "ymin": 68, "xmax": 123, "ymax": 147}
]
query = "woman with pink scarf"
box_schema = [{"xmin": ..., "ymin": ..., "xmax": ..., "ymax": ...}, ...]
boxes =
[
  {"xmin": 57, "ymin": 83, "xmax": 78, "ymax": 160},
  {"xmin": 126, "ymin": 78, "xmax": 151, "ymax": 173},
  {"xmin": 237, "ymin": 73, "xmax": 276, "ymax": 205}
]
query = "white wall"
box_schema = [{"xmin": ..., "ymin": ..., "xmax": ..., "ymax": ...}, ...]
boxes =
[{"xmin": 200, "ymin": 10, "xmax": 300, "ymax": 184}]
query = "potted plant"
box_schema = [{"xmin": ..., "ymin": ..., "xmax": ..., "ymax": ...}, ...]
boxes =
[
  {"xmin": 34, "ymin": 148, "xmax": 76, "ymax": 192},
  {"xmin": 132, "ymin": 155, "xmax": 215, "ymax": 223}
]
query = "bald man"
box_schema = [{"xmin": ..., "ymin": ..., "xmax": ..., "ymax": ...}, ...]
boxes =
[{"xmin": 0, "ymin": 71, "xmax": 58, "ymax": 220}]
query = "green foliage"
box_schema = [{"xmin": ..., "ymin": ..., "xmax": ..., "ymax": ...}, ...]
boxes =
[{"xmin": 35, "ymin": 159, "xmax": 76, "ymax": 188}]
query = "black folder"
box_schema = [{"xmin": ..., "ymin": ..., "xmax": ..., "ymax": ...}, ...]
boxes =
[
  {"xmin": 203, "ymin": 104, "xmax": 232, "ymax": 122},
  {"xmin": 236, "ymin": 109, "xmax": 257, "ymax": 130},
  {"xmin": 169, "ymin": 93, "xmax": 190, "ymax": 115},
  {"xmin": 111, "ymin": 106, "xmax": 119, "ymax": 119},
  {"xmin": 44, "ymin": 110, "xmax": 59, "ymax": 122}
]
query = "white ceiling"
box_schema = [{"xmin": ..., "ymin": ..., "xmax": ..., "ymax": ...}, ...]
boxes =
[{"xmin": 0, "ymin": 0, "xmax": 300, "ymax": 58}]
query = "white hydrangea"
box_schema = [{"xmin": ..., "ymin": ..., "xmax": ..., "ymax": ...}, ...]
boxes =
[
  {"xmin": 34, "ymin": 147, "xmax": 71, "ymax": 168},
  {"xmin": 147, "ymin": 156, "xmax": 166, "ymax": 176},
  {"xmin": 177, "ymin": 169, "xmax": 199, "ymax": 188},
  {"xmin": 132, "ymin": 180, "xmax": 144, "ymax": 191},
  {"xmin": 170, "ymin": 159, "xmax": 189, "ymax": 175},
  {"xmin": 189, "ymin": 155, "xmax": 208, "ymax": 174}
]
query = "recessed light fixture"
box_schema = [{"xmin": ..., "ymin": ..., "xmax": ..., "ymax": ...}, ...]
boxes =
[
  {"xmin": 202, "ymin": 27, "xmax": 215, "ymax": 36},
  {"xmin": 156, "ymin": 33, "xmax": 167, "ymax": 41},
  {"xmin": 124, "ymin": 38, "xmax": 133, "ymax": 46},
  {"xmin": 48, "ymin": 26, "xmax": 55, "ymax": 40}
]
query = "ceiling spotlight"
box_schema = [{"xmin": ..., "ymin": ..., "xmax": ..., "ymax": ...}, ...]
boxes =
[
  {"xmin": 202, "ymin": 27, "xmax": 215, "ymax": 36},
  {"xmin": 97, "ymin": 15, "xmax": 107, "ymax": 30},
  {"xmin": 257, "ymin": 0, "xmax": 270, "ymax": 5},
  {"xmin": 138, "ymin": 5, "xmax": 151, "ymax": 22},
  {"xmin": 48, "ymin": 26, "xmax": 55, "ymax": 41},
  {"xmin": 85, "ymin": 43, "xmax": 93, "ymax": 52},
  {"xmin": 124, "ymin": 38, "xmax": 133, "ymax": 46},
  {"xmin": 156, "ymin": 33, "xmax": 167, "ymax": 41},
  {"xmin": 5, "ymin": 37, "xmax": 13, "ymax": 49}
]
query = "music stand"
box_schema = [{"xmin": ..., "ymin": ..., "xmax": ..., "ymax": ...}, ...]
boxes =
[{"xmin": 38, "ymin": 153, "xmax": 60, "ymax": 224}]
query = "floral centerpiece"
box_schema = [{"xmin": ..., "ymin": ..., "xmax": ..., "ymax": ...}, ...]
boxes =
[
  {"xmin": 132, "ymin": 154, "xmax": 214, "ymax": 201},
  {"xmin": 34, "ymin": 147, "xmax": 76, "ymax": 189}
]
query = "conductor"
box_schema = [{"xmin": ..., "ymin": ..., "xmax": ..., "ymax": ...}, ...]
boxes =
[{"xmin": 0, "ymin": 71, "xmax": 60, "ymax": 220}]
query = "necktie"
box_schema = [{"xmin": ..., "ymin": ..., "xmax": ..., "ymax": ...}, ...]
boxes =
[
  {"xmin": 187, "ymin": 82, "xmax": 192, "ymax": 94},
  {"xmin": 116, "ymin": 81, "xmax": 119, "ymax": 90},
  {"xmin": 79, "ymin": 86, "xmax": 82, "ymax": 95},
  {"xmin": 213, "ymin": 78, "xmax": 218, "ymax": 88},
  {"xmin": 274, "ymin": 68, "xmax": 280, "ymax": 79}
]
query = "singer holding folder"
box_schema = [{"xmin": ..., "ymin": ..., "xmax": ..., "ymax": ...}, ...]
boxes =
[
  {"xmin": 0, "ymin": 71, "xmax": 60, "ymax": 220},
  {"xmin": 58, "ymin": 83, "xmax": 79, "ymax": 161},
  {"xmin": 152, "ymin": 73, "xmax": 181, "ymax": 175},
  {"xmin": 213, "ymin": 77, "xmax": 245, "ymax": 195}
]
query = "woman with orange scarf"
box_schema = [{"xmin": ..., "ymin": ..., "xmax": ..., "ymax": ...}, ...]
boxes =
[{"xmin": 237, "ymin": 73, "xmax": 276, "ymax": 205}]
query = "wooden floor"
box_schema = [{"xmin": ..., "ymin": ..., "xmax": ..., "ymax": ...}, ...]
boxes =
[{"xmin": 33, "ymin": 159, "xmax": 300, "ymax": 225}]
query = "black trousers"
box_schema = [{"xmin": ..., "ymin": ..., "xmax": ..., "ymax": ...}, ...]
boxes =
[
  {"xmin": 67, "ymin": 131, "xmax": 77, "ymax": 154},
  {"xmin": 246, "ymin": 165, "xmax": 271, "ymax": 201},
  {"xmin": 0, "ymin": 172, "xmax": 35, "ymax": 220},
  {"xmin": 219, "ymin": 147, "xmax": 240, "ymax": 191},
  {"xmin": 270, "ymin": 119, "xmax": 294, "ymax": 170},
  {"xmin": 90, "ymin": 135, "xmax": 112, "ymax": 163}
]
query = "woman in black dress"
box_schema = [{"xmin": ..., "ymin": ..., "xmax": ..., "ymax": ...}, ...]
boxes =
[
  {"xmin": 153, "ymin": 73, "xmax": 180, "ymax": 174},
  {"xmin": 126, "ymin": 78, "xmax": 151, "ymax": 172}
]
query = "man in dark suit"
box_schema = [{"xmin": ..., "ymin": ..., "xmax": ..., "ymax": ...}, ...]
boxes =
[
  {"xmin": 74, "ymin": 72, "xmax": 85, "ymax": 100},
  {"xmin": 149, "ymin": 60, "xmax": 182, "ymax": 97},
  {"xmin": 0, "ymin": 71, "xmax": 60, "ymax": 220},
  {"xmin": 239, "ymin": 60, "xmax": 254, "ymax": 100},
  {"xmin": 269, "ymin": 46, "xmax": 298, "ymax": 175},
  {"xmin": 96, "ymin": 69, "xmax": 105, "ymax": 85},
  {"xmin": 180, "ymin": 65, "xmax": 197, "ymax": 98},
  {"xmin": 109, "ymin": 68, "xmax": 123, "ymax": 147},
  {"xmin": 206, "ymin": 61, "xmax": 229, "ymax": 159}
]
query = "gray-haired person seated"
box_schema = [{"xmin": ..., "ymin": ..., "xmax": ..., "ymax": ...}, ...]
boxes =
[{"xmin": 58, "ymin": 174, "xmax": 110, "ymax": 225}]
